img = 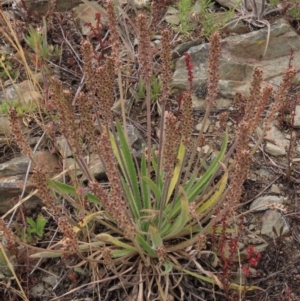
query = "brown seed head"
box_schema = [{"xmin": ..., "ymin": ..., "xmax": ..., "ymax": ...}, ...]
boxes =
[{"xmin": 137, "ymin": 14, "xmax": 152, "ymax": 80}]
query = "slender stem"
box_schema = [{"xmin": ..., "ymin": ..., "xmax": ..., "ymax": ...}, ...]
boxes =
[
  {"xmin": 156, "ymin": 101, "xmax": 166, "ymax": 184},
  {"xmin": 117, "ymin": 68, "xmax": 128, "ymax": 141},
  {"xmin": 145, "ymin": 79, "xmax": 152, "ymax": 172},
  {"xmin": 158, "ymin": 177, "xmax": 171, "ymax": 231},
  {"xmin": 182, "ymin": 102, "xmax": 212, "ymax": 184}
]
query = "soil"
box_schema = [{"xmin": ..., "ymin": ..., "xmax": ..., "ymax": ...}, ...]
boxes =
[{"xmin": 0, "ymin": 1, "xmax": 300, "ymax": 301}]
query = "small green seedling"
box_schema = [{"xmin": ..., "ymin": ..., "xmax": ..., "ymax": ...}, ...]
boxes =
[
  {"xmin": 0, "ymin": 99, "xmax": 38, "ymax": 115},
  {"xmin": 0, "ymin": 54, "xmax": 18, "ymax": 80},
  {"xmin": 26, "ymin": 215, "xmax": 48, "ymax": 242},
  {"xmin": 176, "ymin": 0, "xmax": 194, "ymax": 36},
  {"xmin": 136, "ymin": 75, "xmax": 161, "ymax": 102},
  {"xmin": 25, "ymin": 17, "xmax": 60, "ymax": 65}
]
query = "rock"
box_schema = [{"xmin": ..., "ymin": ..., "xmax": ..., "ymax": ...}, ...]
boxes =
[
  {"xmin": 56, "ymin": 136, "xmax": 72, "ymax": 158},
  {"xmin": 265, "ymin": 142, "xmax": 286, "ymax": 156},
  {"xmin": 250, "ymin": 195, "xmax": 284, "ymax": 212},
  {"xmin": 0, "ymin": 116, "xmax": 12, "ymax": 136},
  {"xmin": 24, "ymin": 0, "xmax": 82, "ymax": 14},
  {"xmin": 261, "ymin": 210, "xmax": 290, "ymax": 238},
  {"xmin": 294, "ymin": 106, "xmax": 300, "ymax": 128},
  {"xmin": 87, "ymin": 153, "xmax": 105, "ymax": 180},
  {"xmin": 195, "ymin": 119, "xmax": 211, "ymax": 132},
  {"xmin": 192, "ymin": 95, "xmax": 232, "ymax": 109},
  {"xmin": 172, "ymin": 19, "xmax": 300, "ymax": 100},
  {"xmin": 172, "ymin": 39, "xmax": 203, "ymax": 59},
  {"xmin": 222, "ymin": 17, "xmax": 249, "ymax": 34},
  {"xmin": 0, "ymin": 152, "xmax": 60, "ymax": 214},
  {"xmin": 0, "ymin": 79, "xmax": 41, "ymax": 105},
  {"xmin": 270, "ymin": 184, "xmax": 281, "ymax": 194},
  {"xmin": 125, "ymin": 124, "xmax": 145, "ymax": 158},
  {"xmin": 255, "ymin": 168, "xmax": 273, "ymax": 179},
  {"xmin": 132, "ymin": 0, "xmax": 149, "ymax": 9},
  {"xmin": 264, "ymin": 123, "xmax": 289, "ymax": 150},
  {"xmin": 214, "ymin": 0, "xmax": 240, "ymax": 9}
]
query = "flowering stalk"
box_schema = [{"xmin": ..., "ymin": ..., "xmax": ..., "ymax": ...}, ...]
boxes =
[{"xmin": 137, "ymin": 14, "xmax": 152, "ymax": 169}]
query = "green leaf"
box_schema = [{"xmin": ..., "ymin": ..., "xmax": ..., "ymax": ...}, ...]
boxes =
[
  {"xmin": 197, "ymin": 166, "xmax": 228, "ymax": 214},
  {"xmin": 111, "ymin": 249, "xmax": 137, "ymax": 258},
  {"xmin": 166, "ymin": 140, "xmax": 186, "ymax": 203},
  {"xmin": 149, "ymin": 225, "xmax": 163, "ymax": 249},
  {"xmin": 164, "ymin": 130, "xmax": 228, "ymax": 223},
  {"xmin": 141, "ymin": 154, "xmax": 150, "ymax": 209},
  {"xmin": 140, "ymin": 154, "xmax": 150, "ymax": 232},
  {"xmin": 187, "ymin": 130, "xmax": 228, "ymax": 202},
  {"xmin": 162, "ymin": 186, "xmax": 189, "ymax": 239},
  {"xmin": 114, "ymin": 122, "xmax": 142, "ymax": 219},
  {"xmin": 142, "ymin": 176, "xmax": 161, "ymax": 203},
  {"xmin": 96, "ymin": 233, "xmax": 137, "ymax": 252},
  {"xmin": 26, "ymin": 217, "xmax": 36, "ymax": 229},
  {"xmin": 136, "ymin": 234, "xmax": 156, "ymax": 257},
  {"xmin": 151, "ymin": 150, "xmax": 163, "ymax": 191},
  {"xmin": 161, "ymin": 262, "xmax": 173, "ymax": 275},
  {"xmin": 35, "ymin": 215, "xmax": 48, "ymax": 237},
  {"xmin": 47, "ymin": 180, "xmax": 100, "ymax": 205}
]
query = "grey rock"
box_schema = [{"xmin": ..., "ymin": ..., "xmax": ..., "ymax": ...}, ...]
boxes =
[
  {"xmin": 0, "ymin": 116, "xmax": 12, "ymax": 136},
  {"xmin": 88, "ymin": 153, "xmax": 105, "ymax": 180},
  {"xmin": 264, "ymin": 123, "xmax": 289, "ymax": 150},
  {"xmin": 255, "ymin": 168, "xmax": 273, "ymax": 179},
  {"xmin": 172, "ymin": 19, "xmax": 300, "ymax": 100},
  {"xmin": 56, "ymin": 136, "xmax": 72, "ymax": 158},
  {"xmin": 195, "ymin": 119, "xmax": 211, "ymax": 132},
  {"xmin": 294, "ymin": 106, "xmax": 300, "ymax": 128},
  {"xmin": 270, "ymin": 184, "xmax": 281, "ymax": 194},
  {"xmin": 214, "ymin": 0, "xmax": 240, "ymax": 9},
  {"xmin": 250, "ymin": 195, "xmax": 283, "ymax": 212},
  {"xmin": 192, "ymin": 95, "xmax": 232, "ymax": 109},
  {"xmin": 0, "ymin": 79, "xmax": 42, "ymax": 105},
  {"xmin": 261, "ymin": 210, "xmax": 289, "ymax": 238},
  {"xmin": 0, "ymin": 155, "xmax": 31, "ymax": 177},
  {"xmin": 265, "ymin": 142, "xmax": 286, "ymax": 156},
  {"xmin": 124, "ymin": 124, "xmax": 145, "ymax": 158},
  {"xmin": 222, "ymin": 18, "xmax": 249, "ymax": 34},
  {"xmin": 172, "ymin": 39, "xmax": 203, "ymax": 59},
  {"xmin": 0, "ymin": 152, "xmax": 60, "ymax": 214}
]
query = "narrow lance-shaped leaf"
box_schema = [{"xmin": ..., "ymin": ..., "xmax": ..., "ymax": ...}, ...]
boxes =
[
  {"xmin": 162, "ymin": 186, "xmax": 189, "ymax": 239},
  {"xmin": 96, "ymin": 233, "xmax": 137, "ymax": 252},
  {"xmin": 116, "ymin": 122, "xmax": 142, "ymax": 214},
  {"xmin": 166, "ymin": 140, "xmax": 186, "ymax": 203},
  {"xmin": 149, "ymin": 224, "xmax": 163, "ymax": 249},
  {"xmin": 187, "ymin": 130, "xmax": 228, "ymax": 203},
  {"xmin": 47, "ymin": 180, "xmax": 100, "ymax": 204},
  {"xmin": 196, "ymin": 163, "xmax": 228, "ymax": 214},
  {"xmin": 165, "ymin": 130, "xmax": 228, "ymax": 222}
]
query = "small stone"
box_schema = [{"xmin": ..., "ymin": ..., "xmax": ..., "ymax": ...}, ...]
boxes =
[
  {"xmin": 56, "ymin": 136, "xmax": 72, "ymax": 157},
  {"xmin": 248, "ymin": 224, "xmax": 256, "ymax": 230},
  {"xmin": 195, "ymin": 119, "xmax": 211, "ymax": 132},
  {"xmin": 250, "ymin": 195, "xmax": 283, "ymax": 212},
  {"xmin": 270, "ymin": 184, "xmax": 281, "ymax": 194},
  {"xmin": 194, "ymin": 81, "xmax": 208, "ymax": 99},
  {"xmin": 294, "ymin": 106, "xmax": 300, "ymax": 128},
  {"xmin": 255, "ymin": 168, "xmax": 273, "ymax": 179},
  {"xmin": 265, "ymin": 142, "xmax": 286, "ymax": 156},
  {"xmin": 261, "ymin": 210, "xmax": 290, "ymax": 239},
  {"xmin": 132, "ymin": 0, "xmax": 149, "ymax": 8},
  {"xmin": 0, "ymin": 116, "xmax": 12, "ymax": 136}
]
